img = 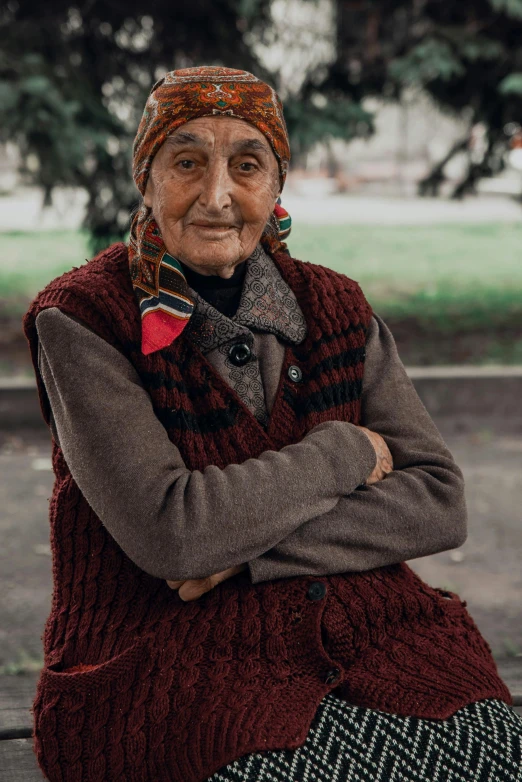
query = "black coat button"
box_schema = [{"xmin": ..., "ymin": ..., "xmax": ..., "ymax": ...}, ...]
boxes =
[
  {"xmin": 288, "ymin": 365, "xmax": 302, "ymax": 382},
  {"xmin": 323, "ymin": 667, "xmax": 341, "ymax": 685},
  {"xmin": 228, "ymin": 342, "xmax": 252, "ymax": 366},
  {"xmin": 307, "ymin": 582, "xmax": 327, "ymax": 601}
]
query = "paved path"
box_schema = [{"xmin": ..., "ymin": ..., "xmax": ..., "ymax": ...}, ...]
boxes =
[
  {"xmin": 1, "ymin": 185, "xmax": 521, "ymax": 233},
  {"xmin": 283, "ymin": 191, "xmax": 522, "ymax": 225},
  {"xmin": 0, "ymin": 425, "xmax": 521, "ymax": 672}
]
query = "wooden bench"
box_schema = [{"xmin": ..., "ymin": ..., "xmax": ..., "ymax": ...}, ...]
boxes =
[{"xmin": 1, "ymin": 661, "xmax": 521, "ymax": 780}]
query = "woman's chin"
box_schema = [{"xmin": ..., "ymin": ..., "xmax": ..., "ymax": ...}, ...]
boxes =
[{"xmin": 179, "ymin": 237, "xmax": 248, "ymax": 267}]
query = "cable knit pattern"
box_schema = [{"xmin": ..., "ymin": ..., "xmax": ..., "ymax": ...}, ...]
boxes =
[{"xmin": 22, "ymin": 242, "xmax": 512, "ymax": 782}]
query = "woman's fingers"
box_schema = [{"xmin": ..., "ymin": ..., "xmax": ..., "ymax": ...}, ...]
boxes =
[
  {"xmin": 179, "ymin": 578, "xmax": 213, "ymax": 601},
  {"xmin": 166, "ymin": 577, "xmax": 211, "ymax": 600},
  {"xmin": 356, "ymin": 425, "xmax": 394, "ymax": 484},
  {"xmin": 166, "ymin": 577, "xmax": 213, "ymax": 600},
  {"xmin": 166, "ymin": 564, "xmax": 248, "ymax": 601},
  {"xmin": 166, "ymin": 579, "xmax": 185, "ymax": 589}
]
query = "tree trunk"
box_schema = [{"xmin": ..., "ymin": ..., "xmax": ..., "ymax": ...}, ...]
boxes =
[{"xmin": 418, "ymin": 135, "xmax": 470, "ymax": 197}]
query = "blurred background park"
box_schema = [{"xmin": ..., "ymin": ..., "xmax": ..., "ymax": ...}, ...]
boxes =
[
  {"xmin": 1, "ymin": 0, "xmax": 522, "ymax": 678},
  {"xmin": 3, "ymin": 0, "xmax": 522, "ymax": 371}
]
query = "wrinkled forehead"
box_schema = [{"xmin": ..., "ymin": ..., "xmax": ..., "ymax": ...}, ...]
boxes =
[
  {"xmin": 158, "ymin": 116, "xmax": 278, "ymax": 162},
  {"xmin": 132, "ymin": 67, "xmax": 290, "ymax": 194}
]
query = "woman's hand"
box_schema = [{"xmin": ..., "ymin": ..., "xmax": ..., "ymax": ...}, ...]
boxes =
[
  {"xmin": 356, "ymin": 425, "xmax": 394, "ymax": 485},
  {"xmin": 166, "ymin": 563, "xmax": 248, "ymax": 601}
]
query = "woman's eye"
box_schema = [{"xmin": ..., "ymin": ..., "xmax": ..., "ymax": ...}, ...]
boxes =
[
  {"xmin": 239, "ymin": 162, "xmax": 257, "ymax": 172},
  {"xmin": 178, "ymin": 160, "xmax": 195, "ymax": 169}
]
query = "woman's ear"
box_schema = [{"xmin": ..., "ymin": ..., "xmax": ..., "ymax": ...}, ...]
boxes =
[{"xmin": 143, "ymin": 176, "xmax": 154, "ymax": 208}]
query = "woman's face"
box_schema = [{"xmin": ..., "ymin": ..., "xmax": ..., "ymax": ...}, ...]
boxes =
[{"xmin": 143, "ymin": 116, "xmax": 281, "ymax": 278}]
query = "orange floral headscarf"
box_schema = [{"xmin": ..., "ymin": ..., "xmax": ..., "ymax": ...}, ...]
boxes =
[{"xmin": 128, "ymin": 66, "xmax": 292, "ymax": 355}]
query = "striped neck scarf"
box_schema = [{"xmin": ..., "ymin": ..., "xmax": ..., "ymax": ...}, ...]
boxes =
[{"xmin": 128, "ymin": 66, "xmax": 292, "ymax": 356}]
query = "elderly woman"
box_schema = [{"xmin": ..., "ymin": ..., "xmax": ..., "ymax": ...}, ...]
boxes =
[{"xmin": 23, "ymin": 67, "xmax": 521, "ymax": 782}]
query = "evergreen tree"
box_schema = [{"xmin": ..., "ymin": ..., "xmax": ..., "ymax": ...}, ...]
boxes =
[
  {"xmin": 326, "ymin": 0, "xmax": 522, "ymax": 197},
  {"xmin": 0, "ymin": 0, "xmax": 375, "ymax": 248},
  {"xmin": 0, "ymin": 1, "xmax": 274, "ymax": 250}
]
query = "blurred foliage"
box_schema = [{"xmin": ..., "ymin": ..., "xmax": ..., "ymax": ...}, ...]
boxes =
[
  {"xmin": 324, "ymin": 0, "xmax": 522, "ymax": 198},
  {"xmin": 0, "ymin": 0, "xmax": 371, "ymax": 251},
  {"xmin": 0, "ymin": 1, "xmax": 276, "ymax": 252},
  {"xmin": 3, "ymin": 0, "xmax": 522, "ymax": 246}
]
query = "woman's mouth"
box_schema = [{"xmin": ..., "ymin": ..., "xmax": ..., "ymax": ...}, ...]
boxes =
[{"xmin": 192, "ymin": 223, "xmax": 235, "ymax": 232}]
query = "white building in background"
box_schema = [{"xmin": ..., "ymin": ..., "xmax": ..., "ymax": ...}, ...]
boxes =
[{"xmin": 302, "ymin": 89, "xmax": 474, "ymax": 197}]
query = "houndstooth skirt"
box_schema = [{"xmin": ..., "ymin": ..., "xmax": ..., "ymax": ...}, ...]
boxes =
[{"xmin": 208, "ymin": 693, "xmax": 522, "ymax": 782}]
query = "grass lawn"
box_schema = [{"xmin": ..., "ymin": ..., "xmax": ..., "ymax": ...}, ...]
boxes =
[
  {"xmin": 2, "ymin": 223, "xmax": 522, "ymax": 333},
  {"xmin": 290, "ymin": 222, "xmax": 522, "ymax": 330},
  {"xmin": 1, "ymin": 230, "xmax": 90, "ymax": 315}
]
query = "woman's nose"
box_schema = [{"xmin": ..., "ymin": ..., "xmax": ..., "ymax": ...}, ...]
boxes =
[{"xmin": 199, "ymin": 161, "xmax": 233, "ymax": 212}]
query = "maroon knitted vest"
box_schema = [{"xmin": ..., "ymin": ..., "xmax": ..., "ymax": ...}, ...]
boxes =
[{"xmin": 23, "ymin": 243, "xmax": 512, "ymax": 782}]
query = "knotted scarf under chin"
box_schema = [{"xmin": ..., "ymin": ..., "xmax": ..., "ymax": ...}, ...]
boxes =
[{"xmin": 128, "ymin": 204, "xmax": 291, "ymax": 357}]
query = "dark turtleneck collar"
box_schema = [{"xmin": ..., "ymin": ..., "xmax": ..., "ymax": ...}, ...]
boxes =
[
  {"xmin": 178, "ymin": 258, "xmax": 247, "ymax": 291},
  {"xmin": 176, "ymin": 257, "xmax": 248, "ymax": 319}
]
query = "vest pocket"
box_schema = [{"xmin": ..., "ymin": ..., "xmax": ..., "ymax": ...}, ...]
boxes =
[
  {"xmin": 427, "ymin": 587, "xmax": 471, "ymax": 622},
  {"xmin": 432, "ymin": 586, "xmax": 468, "ymax": 609},
  {"xmin": 33, "ymin": 634, "xmax": 154, "ymax": 778},
  {"xmin": 36, "ymin": 633, "xmax": 153, "ymax": 694},
  {"xmin": 434, "ymin": 587, "xmax": 459, "ymax": 601}
]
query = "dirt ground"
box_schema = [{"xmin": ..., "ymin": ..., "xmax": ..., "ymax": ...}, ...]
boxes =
[{"xmin": 0, "ymin": 421, "xmax": 521, "ymax": 674}]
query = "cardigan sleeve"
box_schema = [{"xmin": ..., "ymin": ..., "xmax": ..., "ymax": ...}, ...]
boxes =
[
  {"xmin": 34, "ymin": 307, "xmax": 376, "ymax": 582},
  {"xmin": 247, "ymin": 313, "xmax": 468, "ymax": 583}
]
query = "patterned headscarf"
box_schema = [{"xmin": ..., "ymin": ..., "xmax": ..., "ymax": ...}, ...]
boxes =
[{"xmin": 128, "ymin": 66, "xmax": 292, "ymax": 355}]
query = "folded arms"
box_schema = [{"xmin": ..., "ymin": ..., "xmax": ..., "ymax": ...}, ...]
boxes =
[{"xmin": 35, "ymin": 307, "xmax": 467, "ymax": 585}]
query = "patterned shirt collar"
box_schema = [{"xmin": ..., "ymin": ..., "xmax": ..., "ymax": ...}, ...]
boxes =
[{"xmin": 181, "ymin": 244, "xmax": 308, "ymax": 354}]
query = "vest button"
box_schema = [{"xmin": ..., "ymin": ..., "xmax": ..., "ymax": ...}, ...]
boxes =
[
  {"xmin": 228, "ymin": 342, "xmax": 252, "ymax": 366},
  {"xmin": 307, "ymin": 582, "xmax": 327, "ymax": 601},
  {"xmin": 288, "ymin": 365, "xmax": 302, "ymax": 382},
  {"xmin": 323, "ymin": 667, "xmax": 341, "ymax": 686}
]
